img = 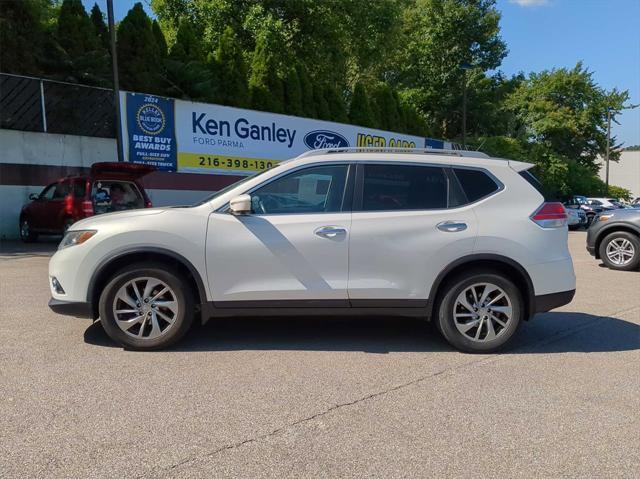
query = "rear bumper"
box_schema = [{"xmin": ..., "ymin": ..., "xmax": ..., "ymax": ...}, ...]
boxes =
[
  {"xmin": 586, "ymin": 244, "xmax": 596, "ymax": 256},
  {"xmin": 534, "ymin": 289, "xmax": 575, "ymax": 314},
  {"xmin": 48, "ymin": 298, "xmax": 93, "ymax": 319}
]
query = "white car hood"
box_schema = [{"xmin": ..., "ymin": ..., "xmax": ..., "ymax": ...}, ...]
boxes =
[{"xmin": 70, "ymin": 208, "xmax": 168, "ymax": 230}]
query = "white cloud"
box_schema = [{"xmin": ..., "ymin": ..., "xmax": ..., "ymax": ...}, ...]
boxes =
[{"xmin": 509, "ymin": 0, "xmax": 550, "ymax": 6}]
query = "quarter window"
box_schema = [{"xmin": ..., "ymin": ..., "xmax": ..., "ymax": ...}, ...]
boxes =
[
  {"xmin": 251, "ymin": 164, "xmax": 349, "ymax": 214},
  {"xmin": 453, "ymin": 168, "xmax": 499, "ymax": 202},
  {"xmin": 361, "ymin": 164, "xmax": 447, "ymax": 211}
]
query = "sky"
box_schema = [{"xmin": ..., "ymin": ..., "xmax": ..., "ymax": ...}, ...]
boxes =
[{"xmin": 83, "ymin": 0, "xmax": 640, "ymax": 146}]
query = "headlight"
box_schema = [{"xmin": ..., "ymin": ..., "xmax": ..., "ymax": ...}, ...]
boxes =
[
  {"xmin": 598, "ymin": 214, "xmax": 614, "ymax": 222},
  {"xmin": 59, "ymin": 230, "xmax": 97, "ymax": 249}
]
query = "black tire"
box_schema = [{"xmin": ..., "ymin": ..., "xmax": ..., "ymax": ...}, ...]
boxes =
[
  {"xmin": 436, "ymin": 272, "xmax": 523, "ymax": 353},
  {"xmin": 98, "ymin": 262, "xmax": 194, "ymax": 350},
  {"xmin": 598, "ymin": 231, "xmax": 640, "ymax": 271},
  {"xmin": 19, "ymin": 218, "xmax": 38, "ymax": 243}
]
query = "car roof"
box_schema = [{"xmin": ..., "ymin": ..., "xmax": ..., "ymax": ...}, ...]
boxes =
[{"xmin": 292, "ymin": 147, "xmax": 533, "ymax": 171}]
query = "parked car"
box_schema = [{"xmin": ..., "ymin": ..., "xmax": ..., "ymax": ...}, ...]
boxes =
[
  {"xmin": 586, "ymin": 209, "xmax": 640, "ymax": 271},
  {"xmin": 563, "ymin": 195, "xmax": 603, "ymax": 225},
  {"xmin": 20, "ymin": 162, "xmax": 154, "ymax": 242},
  {"xmin": 48, "ymin": 148, "xmax": 576, "ymax": 353},
  {"xmin": 566, "ymin": 207, "xmax": 588, "ymax": 230},
  {"xmin": 587, "ymin": 197, "xmax": 624, "ymax": 209}
]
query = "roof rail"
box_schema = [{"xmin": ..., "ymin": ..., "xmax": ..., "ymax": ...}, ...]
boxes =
[{"xmin": 295, "ymin": 147, "xmax": 490, "ymax": 159}]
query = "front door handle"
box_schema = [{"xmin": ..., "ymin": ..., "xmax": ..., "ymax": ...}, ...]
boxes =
[
  {"xmin": 314, "ymin": 226, "xmax": 347, "ymax": 238},
  {"xmin": 437, "ymin": 221, "xmax": 467, "ymax": 233}
]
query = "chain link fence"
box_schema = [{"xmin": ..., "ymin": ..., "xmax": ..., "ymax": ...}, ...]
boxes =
[{"xmin": 0, "ymin": 73, "xmax": 116, "ymax": 138}]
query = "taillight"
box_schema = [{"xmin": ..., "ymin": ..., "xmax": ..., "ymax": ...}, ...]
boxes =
[
  {"xmin": 530, "ymin": 202, "xmax": 567, "ymax": 228},
  {"xmin": 64, "ymin": 194, "xmax": 73, "ymax": 214},
  {"xmin": 145, "ymin": 200, "xmax": 153, "ymax": 208},
  {"xmin": 81, "ymin": 200, "xmax": 94, "ymax": 216}
]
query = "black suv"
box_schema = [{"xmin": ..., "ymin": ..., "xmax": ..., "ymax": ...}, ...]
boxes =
[{"xmin": 587, "ymin": 209, "xmax": 640, "ymax": 271}]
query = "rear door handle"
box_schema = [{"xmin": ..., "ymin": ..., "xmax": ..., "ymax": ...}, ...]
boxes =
[
  {"xmin": 314, "ymin": 226, "xmax": 347, "ymax": 238},
  {"xmin": 437, "ymin": 221, "xmax": 467, "ymax": 232}
]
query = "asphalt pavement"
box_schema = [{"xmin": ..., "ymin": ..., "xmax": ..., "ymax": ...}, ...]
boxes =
[{"xmin": 1, "ymin": 232, "xmax": 638, "ymax": 478}]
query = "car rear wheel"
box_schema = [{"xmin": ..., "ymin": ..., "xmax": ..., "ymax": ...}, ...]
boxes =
[
  {"xmin": 98, "ymin": 263, "xmax": 194, "ymax": 350},
  {"xmin": 436, "ymin": 272, "xmax": 522, "ymax": 353},
  {"xmin": 19, "ymin": 218, "xmax": 38, "ymax": 243},
  {"xmin": 599, "ymin": 232, "xmax": 640, "ymax": 271}
]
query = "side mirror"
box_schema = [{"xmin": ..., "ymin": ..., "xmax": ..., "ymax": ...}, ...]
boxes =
[
  {"xmin": 229, "ymin": 194, "xmax": 252, "ymax": 215},
  {"xmin": 29, "ymin": 193, "xmax": 39, "ymax": 201}
]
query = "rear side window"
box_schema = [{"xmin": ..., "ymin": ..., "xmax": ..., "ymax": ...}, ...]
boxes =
[
  {"xmin": 73, "ymin": 181, "xmax": 86, "ymax": 198},
  {"xmin": 519, "ymin": 170, "xmax": 545, "ymax": 195},
  {"xmin": 361, "ymin": 164, "xmax": 447, "ymax": 211},
  {"xmin": 453, "ymin": 168, "xmax": 499, "ymax": 202}
]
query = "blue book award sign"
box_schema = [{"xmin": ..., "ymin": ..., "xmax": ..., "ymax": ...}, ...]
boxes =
[{"xmin": 125, "ymin": 93, "xmax": 177, "ymax": 171}]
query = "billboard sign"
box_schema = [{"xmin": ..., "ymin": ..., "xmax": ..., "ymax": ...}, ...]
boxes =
[
  {"xmin": 120, "ymin": 92, "xmax": 452, "ymax": 175},
  {"xmin": 123, "ymin": 93, "xmax": 177, "ymax": 171}
]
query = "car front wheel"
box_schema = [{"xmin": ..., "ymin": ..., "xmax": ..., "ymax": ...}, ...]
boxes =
[
  {"xmin": 19, "ymin": 218, "xmax": 38, "ymax": 243},
  {"xmin": 98, "ymin": 263, "xmax": 194, "ymax": 350},
  {"xmin": 436, "ymin": 272, "xmax": 523, "ymax": 353},
  {"xmin": 599, "ymin": 232, "xmax": 640, "ymax": 271}
]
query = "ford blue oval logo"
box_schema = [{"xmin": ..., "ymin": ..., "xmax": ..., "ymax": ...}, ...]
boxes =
[{"xmin": 304, "ymin": 130, "xmax": 350, "ymax": 149}]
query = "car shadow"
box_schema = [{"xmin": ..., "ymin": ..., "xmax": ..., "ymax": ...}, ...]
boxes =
[
  {"xmin": 0, "ymin": 238, "xmax": 59, "ymax": 258},
  {"xmin": 83, "ymin": 311, "xmax": 640, "ymax": 354}
]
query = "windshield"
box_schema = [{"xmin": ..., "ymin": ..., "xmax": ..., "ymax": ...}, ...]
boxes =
[{"xmin": 191, "ymin": 169, "xmax": 273, "ymax": 206}]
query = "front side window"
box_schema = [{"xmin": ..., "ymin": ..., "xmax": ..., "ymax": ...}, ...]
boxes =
[
  {"xmin": 251, "ymin": 164, "xmax": 349, "ymax": 214},
  {"xmin": 52, "ymin": 181, "xmax": 70, "ymax": 199},
  {"xmin": 39, "ymin": 183, "xmax": 56, "ymax": 200},
  {"xmin": 361, "ymin": 164, "xmax": 447, "ymax": 211}
]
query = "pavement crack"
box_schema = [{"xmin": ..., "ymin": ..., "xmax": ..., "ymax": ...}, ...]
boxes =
[{"xmin": 145, "ymin": 304, "xmax": 639, "ymax": 478}]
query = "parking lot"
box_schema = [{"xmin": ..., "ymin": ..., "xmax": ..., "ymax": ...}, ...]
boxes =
[{"xmin": 1, "ymin": 231, "xmax": 638, "ymax": 478}]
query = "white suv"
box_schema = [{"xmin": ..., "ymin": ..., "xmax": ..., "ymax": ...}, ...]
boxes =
[{"xmin": 48, "ymin": 148, "xmax": 576, "ymax": 353}]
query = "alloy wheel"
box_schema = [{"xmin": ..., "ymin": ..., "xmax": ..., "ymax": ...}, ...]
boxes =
[
  {"xmin": 112, "ymin": 277, "xmax": 179, "ymax": 340},
  {"xmin": 605, "ymin": 238, "xmax": 635, "ymax": 266},
  {"xmin": 20, "ymin": 220, "xmax": 30, "ymax": 238},
  {"xmin": 453, "ymin": 282, "xmax": 513, "ymax": 342}
]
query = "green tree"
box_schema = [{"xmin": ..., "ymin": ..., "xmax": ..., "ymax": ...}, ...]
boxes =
[
  {"xmin": 284, "ymin": 67, "xmax": 303, "ymax": 117},
  {"xmin": 313, "ymin": 83, "xmax": 331, "ymax": 121},
  {"xmin": 56, "ymin": 0, "xmax": 109, "ymax": 85},
  {"xmin": 325, "ymin": 85, "xmax": 348, "ymax": 124},
  {"xmin": 608, "ymin": 185, "xmax": 632, "ymax": 202},
  {"xmin": 57, "ymin": 0, "xmax": 99, "ymax": 59},
  {"xmin": 249, "ymin": 32, "xmax": 284, "ymax": 113},
  {"xmin": 371, "ymin": 83, "xmax": 400, "ymax": 131},
  {"xmin": 297, "ymin": 64, "xmax": 317, "ymax": 119},
  {"xmin": 152, "ymin": 20, "xmax": 167, "ymax": 59},
  {"xmin": 169, "ymin": 19, "xmax": 203, "ymax": 62},
  {"xmin": 0, "ymin": 0, "xmax": 49, "ymax": 76},
  {"xmin": 117, "ymin": 2, "xmax": 163, "ymax": 93},
  {"xmin": 349, "ymin": 82, "xmax": 375, "ymax": 128},
  {"xmin": 215, "ymin": 26, "xmax": 249, "ymax": 108},
  {"xmin": 397, "ymin": 0, "xmax": 507, "ymax": 138},
  {"xmin": 90, "ymin": 3, "xmax": 109, "ymax": 50},
  {"xmin": 507, "ymin": 63, "xmax": 629, "ymax": 168}
]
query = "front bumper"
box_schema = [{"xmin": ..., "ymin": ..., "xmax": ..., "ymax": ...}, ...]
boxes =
[
  {"xmin": 534, "ymin": 289, "xmax": 575, "ymax": 313},
  {"xmin": 48, "ymin": 298, "xmax": 93, "ymax": 319}
]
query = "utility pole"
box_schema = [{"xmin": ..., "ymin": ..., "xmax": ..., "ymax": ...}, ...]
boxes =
[
  {"xmin": 107, "ymin": 0, "xmax": 124, "ymax": 162},
  {"xmin": 605, "ymin": 108, "xmax": 611, "ymax": 195},
  {"xmin": 461, "ymin": 63, "xmax": 472, "ymax": 150}
]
